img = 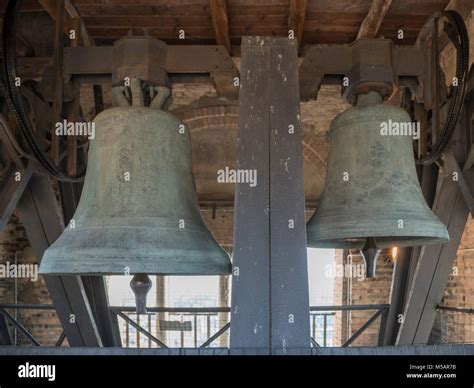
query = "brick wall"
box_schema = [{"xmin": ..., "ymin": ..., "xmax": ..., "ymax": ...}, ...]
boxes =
[
  {"xmin": 0, "ymin": 214, "xmax": 64, "ymax": 346},
  {"xmin": 332, "ymin": 249, "xmax": 394, "ymax": 346},
  {"xmin": 433, "ymin": 216, "xmax": 474, "ymax": 343}
]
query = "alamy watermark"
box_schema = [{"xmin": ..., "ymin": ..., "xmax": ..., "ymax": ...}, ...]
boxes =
[
  {"xmin": 18, "ymin": 363, "xmax": 55, "ymax": 382},
  {"xmin": 325, "ymin": 263, "xmax": 366, "ymax": 281},
  {"xmin": 55, "ymin": 120, "xmax": 95, "ymax": 139},
  {"xmin": 217, "ymin": 166, "xmax": 257, "ymax": 187},
  {"xmin": 0, "ymin": 261, "xmax": 38, "ymax": 281},
  {"xmin": 380, "ymin": 119, "xmax": 420, "ymax": 139}
]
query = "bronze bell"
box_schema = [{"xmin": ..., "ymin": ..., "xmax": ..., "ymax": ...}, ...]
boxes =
[
  {"xmin": 306, "ymin": 91, "xmax": 449, "ymax": 276},
  {"xmin": 39, "ymin": 105, "xmax": 231, "ymax": 309}
]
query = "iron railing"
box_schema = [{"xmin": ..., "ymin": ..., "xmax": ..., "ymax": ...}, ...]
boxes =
[
  {"xmin": 0, "ymin": 303, "xmax": 391, "ymax": 348},
  {"xmin": 431, "ymin": 305, "xmax": 474, "ymax": 344}
]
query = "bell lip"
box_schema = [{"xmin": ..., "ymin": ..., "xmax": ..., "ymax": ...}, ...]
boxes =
[
  {"xmin": 306, "ymin": 235, "xmax": 450, "ymax": 249},
  {"xmin": 39, "ymin": 256, "xmax": 232, "ymax": 276}
]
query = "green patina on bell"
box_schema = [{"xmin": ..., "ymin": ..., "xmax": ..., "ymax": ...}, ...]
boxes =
[
  {"xmin": 307, "ymin": 91, "xmax": 449, "ymax": 251},
  {"xmin": 39, "ymin": 106, "xmax": 231, "ymax": 277}
]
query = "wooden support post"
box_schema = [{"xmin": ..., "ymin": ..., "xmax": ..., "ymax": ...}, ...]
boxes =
[
  {"xmin": 383, "ymin": 162, "xmax": 440, "ymax": 345},
  {"xmin": 57, "ymin": 178, "xmax": 121, "ymax": 347},
  {"xmin": 395, "ymin": 63, "xmax": 473, "ymax": 344},
  {"xmin": 83, "ymin": 277, "xmax": 122, "ymax": 347},
  {"xmin": 230, "ymin": 37, "xmax": 310, "ymax": 354},
  {"xmin": 17, "ymin": 175, "xmax": 102, "ymax": 347},
  {"xmin": 0, "ymin": 115, "xmax": 34, "ymax": 232},
  {"xmin": 382, "ymin": 248, "xmax": 411, "ymax": 345},
  {"xmin": 396, "ymin": 171, "xmax": 469, "ymax": 344},
  {"xmin": 0, "ymin": 163, "xmax": 34, "ymax": 232}
]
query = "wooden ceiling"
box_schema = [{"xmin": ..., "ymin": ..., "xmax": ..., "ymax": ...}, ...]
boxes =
[{"xmin": 7, "ymin": 0, "xmax": 457, "ymax": 48}]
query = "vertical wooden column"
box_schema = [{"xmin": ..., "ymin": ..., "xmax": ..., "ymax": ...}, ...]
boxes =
[{"xmin": 230, "ymin": 37, "xmax": 310, "ymax": 354}]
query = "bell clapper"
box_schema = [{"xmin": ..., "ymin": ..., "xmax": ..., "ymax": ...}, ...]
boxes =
[
  {"xmin": 360, "ymin": 237, "xmax": 381, "ymax": 279},
  {"xmin": 130, "ymin": 274, "xmax": 153, "ymax": 314}
]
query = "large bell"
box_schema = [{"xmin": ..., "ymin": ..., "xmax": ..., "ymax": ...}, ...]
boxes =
[
  {"xmin": 39, "ymin": 106, "xmax": 231, "ymax": 278},
  {"xmin": 307, "ymin": 91, "xmax": 449, "ymax": 254}
]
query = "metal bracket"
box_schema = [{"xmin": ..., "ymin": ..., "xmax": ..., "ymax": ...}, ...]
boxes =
[{"xmin": 299, "ymin": 39, "xmax": 426, "ymax": 103}]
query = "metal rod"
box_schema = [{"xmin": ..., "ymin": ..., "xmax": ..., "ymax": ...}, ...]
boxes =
[
  {"xmin": 200, "ymin": 322, "xmax": 230, "ymax": 348},
  {"xmin": 55, "ymin": 331, "xmax": 66, "ymax": 347},
  {"xmin": 194, "ymin": 314, "xmax": 198, "ymax": 348},
  {"xmin": 323, "ymin": 314, "xmax": 327, "ymax": 347},
  {"xmin": 0, "ymin": 304, "xmax": 56, "ymax": 310},
  {"xmin": 114, "ymin": 311, "xmax": 168, "ymax": 348},
  {"xmin": 342, "ymin": 308, "xmax": 386, "ymax": 347},
  {"xmin": 437, "ymin": 306, "xmax": 474, "ymax": 314},
  {"xmin": 377, "ymin": 307, "xmax": 389, "ymax": 346},
  {"xmin": 310, "ymin": 304, "xmax": 390, "ymax": 312},
  {"xmin": 0, "ymin": 308, "xmax": 40, "ymax": 346},
  {"xmin": 310, "ymin": 337, "xmax": 320, "ymax": 347},
  {"xmin": 111, "ymin": 306, "xmax": 232, "ymax": 313},
  {"xmin": 1, "ymin": 304, "xmax": 390, "ymax": 313}
]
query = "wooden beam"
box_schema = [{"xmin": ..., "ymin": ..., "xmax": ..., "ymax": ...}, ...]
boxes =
[
  {"xmin": 288, "ymin": 0, "xmax": 308, "ymax": 50},
  {"xmin": 38, "ymin": 0, "xmax": 69, "ymax": 36},
  {"xmin": 0, "ymin": 315, "xmax": 12, "ymax": 345},
  {"xmin": 56, "ymin": 179, "xmax": 122, "ymax": 347},
  {"xmin": 39, "ymin": 0, "xmax": 93, "ymax": 47},
  {"xmin": 230, "ymin": 37, "xmax": 311, "ymax": 352},
  {"xmin": 209, "ymin": 0, "xmax": 231, "ymax": 54},
  {"xmin": 0, "ymin": 115, "xmax": 35, "ymax": 232},
  {"xmin": 17, "ymin": 176, "xmax": 103, "ymax": 347},
  {"xmin": 382, "ymin": 247, "xmax": 412, "ymax": 345},
  {"xmin": 357, "ymin": 0, "xmax": 392, "ymax": 40},
  {"xmin": 396, "ymin": 61, "xmax": 474, "ymax": 344},
  {"xmin": 64, "ymin": 0, "xmax": 93, "ymax": 47},
  {"xmin": 0, "ymin": 163, "xmax": 34, "ymax": 232},
  {"xmin": 396, "ymin": 170, "xmax": 469, "ymax": 344}
]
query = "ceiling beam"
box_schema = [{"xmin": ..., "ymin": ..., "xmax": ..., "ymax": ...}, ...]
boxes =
[
  {"xmin": 209, "ymin": 0, "xmax": 231, "ymax": 54},
  {"xmin": 356, "ymin": 0, "xmax": 392, "ymax": 40},
  {"xmin": 288, "ymin": 0, "xmax": 308, "ymax": 50},
  {"xmin": 39, "ymin": 0, "xmax": 93, "ymax": 47},
  {"xmin": 64, "ymin": 0, "xmax": 93, "ymax": 47}
]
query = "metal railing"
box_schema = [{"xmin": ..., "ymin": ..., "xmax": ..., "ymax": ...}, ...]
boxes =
[
  {"xmin": 431, "ymin": 305, "xmax": 474, "ymax": 344},
  {"xmin": 0, "ymin": 303, "xmax": 390, "ymax": 348},
  {"xmin": 310, "ymin": 304, "xmax": 389, "ymax": 347}
]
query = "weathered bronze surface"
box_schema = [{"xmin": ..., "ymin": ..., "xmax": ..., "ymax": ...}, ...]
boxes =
[
  {"xmin": 307, "ymin": 91, "xmax": 449, "ymax": 249},
  {"xmin": 40, "ymin": 106, "xmax": 231, "ymax": 275}
]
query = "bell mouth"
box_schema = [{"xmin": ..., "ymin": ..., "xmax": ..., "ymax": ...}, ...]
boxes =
[{"xmin": 307, "ymin": 235, "xmax": 450, "ymax": 249}]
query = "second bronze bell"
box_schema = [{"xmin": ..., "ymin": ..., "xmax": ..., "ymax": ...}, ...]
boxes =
[{"xmin": 306, "ymin": 91, "xmax": 449, "ymax": 276}]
